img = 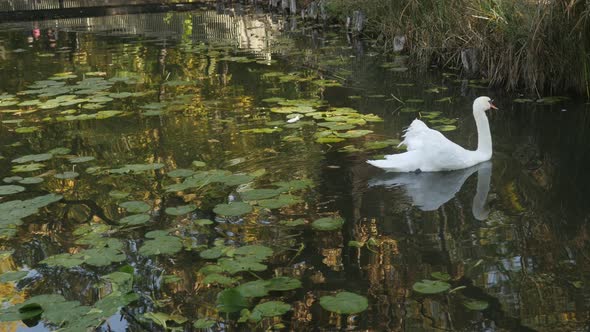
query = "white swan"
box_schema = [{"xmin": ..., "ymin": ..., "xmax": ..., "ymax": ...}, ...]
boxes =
[{"xmin": 367, "ymin": 96, "xmax": 497, "ymax": 172}]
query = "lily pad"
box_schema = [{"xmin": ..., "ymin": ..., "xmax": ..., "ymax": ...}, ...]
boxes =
[
  {"xmin": 202, "ymin": 273, "xmax": 237, "ymax": 286},
  {"xmin": 165, "ymin": 204, "xmax": 196, "ymax": 216},
  {"xmin": 167, "ymin": 169, "xmax": 195, "ymax": 178},
  {"xmin": 258, "ymin": 194, "xmax": 302, "ymax": 209},
  {"xmin": 319, "ymin": 291, "xmax": 368, "ymax": 314},
  {"xmin": 0, "ymin": 185, "xmax": 25, "ymax": 196},
  {"xmin": 12, "ymin": 163, "xmax": 45, "ymax": 173},
  {"xmin": 241, "ymin": 189, "xmax": 281, "ymax": 201},
  {"xmin": 119, "ymin": 214, "xmax": 150, "ymax": 225},
  {"xmin": 68, "ymin": 156, "xmax": 95, "ymax": 163},
  {"xmin": 3, "ymin": 176, "xmax": 22, "ymax": 183},
  {"xmin": 0, "ymin": 270, "xmax": 28, "ymax": 282},
  {"xmin": 139, "ymin": 235, "xmax": 183, "ymax": 256},
  {"xmin": 279, "ymin": 219, "xmax": 306, "ymax": 227},
  {"xmin": 194, "ymin": 319, "xmax": 216, "ymax": 329},
  {"xmin": 249, "ymin": 301, "xmax": 291, "ymax": 322},
  {"xmin": 192, "ymin": 161, "xmax": 207, "ymax": 168},
  {"xmin": 55, "ymin": 172, "xmax": 79, "ymax": 179},
  {"xmin": 236, "ymin": 280, "xmax": 271, "ymax": 298},
  {"xmin": 12, "ymin": 153, "xmax": 53, "ymax": 164},
  {"xmin": 108, "ymin": 190, "xmax": 129, "ymax": 199},
  {"xmin": 213, "ymin": 202, "xmax": 252, "ymax": 217},
  {"xmin": 19, "ymin": 177, "xmax": 43, "ymax": 184},
  {"xmin": 266, "ymin": 276, "xmax": 302, "ymax": 291},
  {"xmin": 216, "ymin": 288, "xmax": 248, "ymax": 313},
  {"xmin": 431, "ymin": 272, "xmax": 451, "ymax": 281},
  {"xmin": 195, "ymin": 219, "xmax": 213, "ymax": 226},
  {"xmin": 109, "ymin": 163, "xmax": 164, "ymax": 174},
  {"xmin": 15, "ymin": 127, "xmax": 39, "ymax": 134},
  {"xmin": 311, "ymin": 216, "xmax": 345, "ymax": 231},
  {"xmin": 412, "ymin": 279, "xmax": 451, "ymax": 294},
  {"xmin": 119, "ymin": 201, "xmax": 150, "ymax": 213},
  {"xmin": 218, "ymin": 257, "xmax": 267, "ymax": 274},
  {"xmin": 463, "ymin": 299, "xmax": 489, "ymax": 311}
]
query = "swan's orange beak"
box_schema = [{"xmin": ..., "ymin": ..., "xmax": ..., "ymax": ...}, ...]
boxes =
[{"xmin": 489, "ymin": 102, "xmax": 498, "ymax": 110}]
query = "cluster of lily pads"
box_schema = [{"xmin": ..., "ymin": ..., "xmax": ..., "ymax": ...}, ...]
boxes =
[{"xmin": 0, "ymin": 138, "xmax": 368, "ymax": 329}]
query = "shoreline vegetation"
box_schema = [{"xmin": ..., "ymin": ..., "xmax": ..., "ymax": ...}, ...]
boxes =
[{"xmin": 297, "ymin": 0, "xmax": 590, "ymax": 98}]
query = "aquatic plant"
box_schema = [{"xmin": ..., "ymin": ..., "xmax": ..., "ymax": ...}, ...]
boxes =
[{"xmin": 323, "ymin": 0, "xmax": 590, "ymax": 96}]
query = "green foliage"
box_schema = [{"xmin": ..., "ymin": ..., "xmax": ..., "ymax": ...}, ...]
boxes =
[
  {"xmin": 319, "ymin": 291, "xmax": 369, "ymax": 314},
  {"xmin": 311, "ymin": 216, "xmax": 345, "ymax": 231},
  {"xmin": 412, "ymin": 280, "xmax": 451, "ymax": 294}
]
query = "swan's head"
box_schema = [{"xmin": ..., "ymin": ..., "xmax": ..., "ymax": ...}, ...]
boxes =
[{"xmin": 473, "ymin": 96, "xmax": 498, "ymax": 112}]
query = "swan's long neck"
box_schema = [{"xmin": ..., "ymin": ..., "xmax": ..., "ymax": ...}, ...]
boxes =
[{"xmin": 474, "ymin": 108, "xmax": 492, "ymax": 158}]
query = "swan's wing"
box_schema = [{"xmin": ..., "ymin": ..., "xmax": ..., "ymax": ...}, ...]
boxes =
[
  {"xmin": 395, "ymin": 119, "xmax": 469, "ymax": 171},
  {"xmin": 400, "ymin": 119, "xmax": 459, "ymax": 152}
]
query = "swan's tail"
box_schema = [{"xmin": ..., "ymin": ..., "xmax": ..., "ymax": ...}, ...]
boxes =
[{"xmin": 367, "ymin": 151, "xmax": 421, "ymax": 172}]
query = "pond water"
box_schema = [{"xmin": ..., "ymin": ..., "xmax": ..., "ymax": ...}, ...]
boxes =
[{"xmin": 0, "ymin": 4, "xmax": 589, "ymax": 332}]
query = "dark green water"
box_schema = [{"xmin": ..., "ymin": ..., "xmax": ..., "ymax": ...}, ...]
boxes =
[{"xmin": 0, "ymin": 5, "xmax": 589, "ymax": 332}]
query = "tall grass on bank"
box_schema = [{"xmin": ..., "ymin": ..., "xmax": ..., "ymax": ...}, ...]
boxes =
[{"xmin": 324, "ymin": 0, "xmax": 590, "ymax": 97}]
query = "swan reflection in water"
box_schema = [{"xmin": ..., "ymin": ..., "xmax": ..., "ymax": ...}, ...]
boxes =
[{"xmin": 368, "ymin": 161, "xmax": 492, "ymax": 220}]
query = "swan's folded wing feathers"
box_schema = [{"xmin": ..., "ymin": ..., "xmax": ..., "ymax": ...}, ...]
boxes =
[{"xmin": 401, "ymin": 119, "xmax": 438, "ymax": 151}]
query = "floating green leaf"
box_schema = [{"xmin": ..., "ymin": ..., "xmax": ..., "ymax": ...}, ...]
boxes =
[
  {"xmin": 258, "ymin": 194, "xmax": 302, "ymax": 209},
  {"xmin": 266, "ymin": 276, "xmax": 301, "ymax": 291},
  {"xmin": 19, "ymin": 177, "xmax": 43, "ymax": 184},
  {"xmin": 319, "ymin": 291, "xmax": 368, "ymax": 314},
  {"xmin": 192, "ymin": 161, "xmax": 207, "ymax": 168},
  {"xmin": 279, "ymin": 219, "xmax": 306, "ymax": 227},
  {"xmin": 119, "ymin": 214, "xmax": 150, "ymax": 225},
  {"xmin": 109, "ymin": 190, "xmax": 129, "ymax": 199},
  {"xmin": 15, "ymin": 127, "xmax": 39, "ymax": 133},
  {"xmin": 11, "ymin": 163, "xmax": 45, "ymax": 173},
  {"xmin": 219, "ymin": 257, "xmax": 267, "ymax": 274},
  {"xmin": 139, "ymin": 235, "xmax": 183, "ymax": 256},
  {"xmin": 195, "ymin": 219, "xmax": 213, "ymax": 226},
  {"xmin": 0, "ymin": 270, "xmax": 28, "ymax": 282},
  {"xmin": 241, "ymin": 189, "xmax": 281, "ymax": 201},
  {"xmin": 213, "ymin": 202, "xmax": 252, "ymax": 217},
  {"xmin": 412, "ymin": 280, "xmax": 451, "ymax": 294},
  {"xmin": 40, "ymin": 253, "xmax": 86, "ymax": 268},
  {"xmin": 68, "ymin": 156, "xmax": 95, "ymax": 163},
  {"xmin": 55, "ymin": 172, "xmax": 79, "ymax": 179},
  {"xmin": 203, "ymin": 273, "xmax": 237, "ymax": 286},
  {"xmin": 165, "ymin": 204, "xmax": 196, "ymax": 216},
  {"xmin": 431, "ymin": 272, "xmax": 451, "ymax": 281},
  {"xmin": 236, "ymin": 280, "xmax": 270, "ymax": 298},
  {"xmin": 249, "ymin": 301, "xmax": 291, "ymax": 322},
  {"xmin": 216, "ymin": 288, "xmax": 248, "ymax": 313},
  {"xmin": 119, "ymin": 201, "xmax": 150, "ymax": 213},
  {"xmin": 194, "ymin": 318, "xmax": 216, "ymax": 329},
  {"xmin": 463, "ymin": 299, "xmax": 489, "ymax": 310},
  {"xmin": 0, "ymin": 185, "xmax": 25, "ymax": 196},
  {"xmin": 108, "ymin": 163, "xmax": 164, "ymax": 174},
  {"xmin": 311, "ymin": 216, "xmax": 345, "ymax": 231},
  {"xmin": 167, "ymin": 169, "xmax": 195, "ymax": 178},
  {"xmin": 12, "ymin": 153, "xmax": 52, "ymax": 164}
]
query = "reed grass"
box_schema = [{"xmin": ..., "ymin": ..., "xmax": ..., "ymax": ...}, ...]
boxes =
[{"xmin": 323, "ymin": 0, "xmax": 590, "ymax": 97}]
